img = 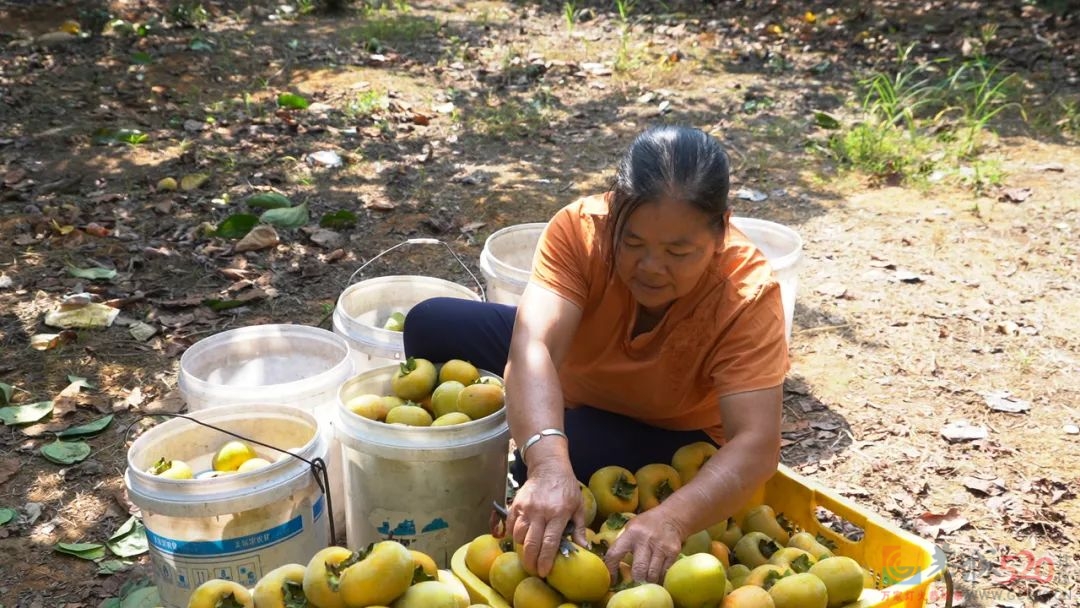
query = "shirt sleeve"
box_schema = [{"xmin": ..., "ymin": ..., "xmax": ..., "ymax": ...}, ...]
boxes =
[
  {"xmin": 530, "ymin": 204, "xmax": 591, "ymax": 309},
  {"xmin": 709, "ymin": 281, "xmax": 790, "ymax": 397}
]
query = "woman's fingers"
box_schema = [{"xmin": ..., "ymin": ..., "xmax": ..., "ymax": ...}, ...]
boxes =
[
  {"xmin": 630, "ymin": 543, "xmax": 655, "ymax": 583},
  {"xmin": 535, "ymin": 516, "xmax": 570, "ymax": 578},
  {"xmin": 520, "ymin": 514, "xmax": 549, "ymax": 576}
]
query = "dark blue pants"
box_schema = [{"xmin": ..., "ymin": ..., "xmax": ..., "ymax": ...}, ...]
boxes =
[{"xmin": 403, "ymin": 297, "xmax": 715, "ymax": 485}]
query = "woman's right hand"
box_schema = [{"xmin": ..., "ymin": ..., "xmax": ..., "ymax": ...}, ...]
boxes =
[{"xmin": 504, "ymin": 461, "xmax": 588, "ymax": 578}]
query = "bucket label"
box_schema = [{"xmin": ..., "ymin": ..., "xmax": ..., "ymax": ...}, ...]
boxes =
[
  {"xmin": 147, "ymin": 515, "xmax": 303, "ymax": 557},
  {"xmin": 151, "ymin": 551, "xmax": 265, "ymax": 590},
  {"xmin": 370, "ymin": 510, "xmax": 451, "ymax": 549},
  {"xmin": 313, "ymin": 494, "xmax": 325, "ymax": 522}
]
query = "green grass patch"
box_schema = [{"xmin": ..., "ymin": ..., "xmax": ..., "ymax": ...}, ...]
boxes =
[
  {"xmin": 818, "ymin": 43, "xmax": 1024, "ymax": 188},
  {"xmin": 343, "ymin": 89, "xmax": 389, "ymax": 121},
  {"xmin": 345, "ymin": 12, "xmax": 438, "ymax": 48},
  {"xmin": 458, "ymin": 92, "xmax": 556, "ymax": 140}
]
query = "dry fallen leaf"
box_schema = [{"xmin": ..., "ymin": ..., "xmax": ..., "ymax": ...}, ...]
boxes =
[
  {"xmin": 141, "ymin": 389, "xmax": 185, "ymax": 414},
  {"xmin": 913, "ymin": 507, "xmax": 969, "ymax": 538},
  {"xmin": 308, "ymin": 229, "xmax": 344, "ymax": 249},
  {"xmin": 234, "ymin": 225, "xmax": 280, "ymax": 253},
  {"xmin": 998, "ymin": 187, "xmax": 1033, "ymax": 203},
  {"xmin": 815, "ymin": 282, "xmax": 848, "ymax": 298},
  {"xmin": 941, "ymin": 419, "xmax": 988, "ymax": 442},
  {"xmin": 982, "ymin": 390, "xmax": 1031, "ymax": 413},
  {"xmin": 961, "ymin": 474, "xmax": 1006, "ymax": 496},
  {"xmin": 1021, "ymin": 478, "xmax": 1074, "ymax": 506},
  {"xmin": 0, "ymin": 457, "xmax": 19, "ymax": 485},
  {"xmin": 363, "ymin": 198, "xmax": 396, "ymax": 211}
]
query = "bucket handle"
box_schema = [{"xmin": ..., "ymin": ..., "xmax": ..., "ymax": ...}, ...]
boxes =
[{"xmin": 346, "ymin": 238, "xmax": 486, "ymax": 301}]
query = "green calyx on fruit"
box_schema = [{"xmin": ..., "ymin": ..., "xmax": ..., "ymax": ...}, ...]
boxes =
[
  {"xmin": 148, "ymin": 457, "xmax": 171, "ymax": 475},
  {"xmin": 280, "ymin": 580, "xmax": 307, "ymax": 608},
  {"xmin": 734, "ymin": 531, "xmax": 783, "ymax": 569},
  {"xmin": 605, "ymin": 512, "xmax": 632, "ymax": 530},
  {"xmin": 326, "ymin": 551, "xmax": 362, "ymax": 591}
]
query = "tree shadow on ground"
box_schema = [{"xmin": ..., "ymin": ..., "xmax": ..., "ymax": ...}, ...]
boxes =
[{"xmin": 779, "ymin": 374, "xmax": 854, "ymax": 469}]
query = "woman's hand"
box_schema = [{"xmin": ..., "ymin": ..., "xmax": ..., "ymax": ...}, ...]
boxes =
[
  {"xmin": 602, "ymin": 508, "xmax": 686, "ymax": 584},
  {"xmin": 505, "ymin": 462, "xmax": 588, "ymax": 578}
]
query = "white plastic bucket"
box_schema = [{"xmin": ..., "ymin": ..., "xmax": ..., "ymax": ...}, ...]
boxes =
[
  {"xmin": 177, "ymin": 324, "xmax": 354, "ymax": 536},
  {"xmin": 335, "ymin": 364, "xmax": 510, "ymax": 567},
  {"xmin": 333, "ymin": 275, "xmax": 483, "ymax": 373},
  {"xmin": 125, "ymin": 404, "xmax": 330, "ymax": 608},
  {"xmin": 479, "ymin": 222, "xmax": 548, "ymax": 305},
  {"xmin": 730, "ymin": 217, "xmax": 803, "ymax": 342}
]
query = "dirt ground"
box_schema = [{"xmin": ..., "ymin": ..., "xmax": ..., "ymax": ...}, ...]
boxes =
[{"xmin": 0, "ymin": 1, "xmax": 1078, "ymax": 606}]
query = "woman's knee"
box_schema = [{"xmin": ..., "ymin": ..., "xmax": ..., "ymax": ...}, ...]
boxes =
[{"xmin": 402, "ymin": 297, "xmax": 515, "ymax": 370}]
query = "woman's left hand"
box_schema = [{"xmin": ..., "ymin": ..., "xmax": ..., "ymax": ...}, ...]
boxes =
[{"xmin": 602, "ymin": 507, "xmax": 686, "ymax": 584}]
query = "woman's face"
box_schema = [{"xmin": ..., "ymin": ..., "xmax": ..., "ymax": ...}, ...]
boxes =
[{"xmin": 614, "ymin": 199, "xmax": 725, "ymax": 314}]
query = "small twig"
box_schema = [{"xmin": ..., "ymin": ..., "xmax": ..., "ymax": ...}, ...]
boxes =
[{"xmin": 794, "ymin": 323, "xmax": 850, "ymax": 335}]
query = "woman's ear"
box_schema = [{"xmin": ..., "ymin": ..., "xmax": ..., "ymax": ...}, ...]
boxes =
[{"xmin": 715, "ymin": 209, "xmax": 733, "ymax": 250}]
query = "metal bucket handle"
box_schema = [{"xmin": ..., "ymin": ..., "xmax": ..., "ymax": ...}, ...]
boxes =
[{"xmin": 346, "ymin": 238, "xmax": 486, "ymax": 301}]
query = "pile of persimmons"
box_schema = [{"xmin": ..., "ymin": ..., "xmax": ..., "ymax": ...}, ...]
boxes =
[{"xmin": 188, "ymin": 442, "xmax": 893, "ymax": 608}]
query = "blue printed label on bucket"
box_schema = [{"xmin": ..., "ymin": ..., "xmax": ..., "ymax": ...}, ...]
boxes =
[
  {"xmin": 313, "ymin": 494, "xmax": 325, "ymax": 522},
  {"xmin": 147, "ymin": 515, "xmax": 304, "ymax": 557},
  {"xmin": 372, "ymin": 512, "xmax": 451, "ymax": 549}
]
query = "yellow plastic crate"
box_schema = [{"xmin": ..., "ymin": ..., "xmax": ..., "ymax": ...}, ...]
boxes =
[
  {"xmin": 749, "ymin": 464, "xmax": 949, "ymax": 607},
  {"xmin": 452, "ymin": 463, "xmax": 950, "ymax": 608}
]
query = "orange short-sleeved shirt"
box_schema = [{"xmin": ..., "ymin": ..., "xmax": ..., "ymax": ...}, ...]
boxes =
[{"xmin": 530, "ymin": 194, "xmax": 789, "ymax": 444}]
